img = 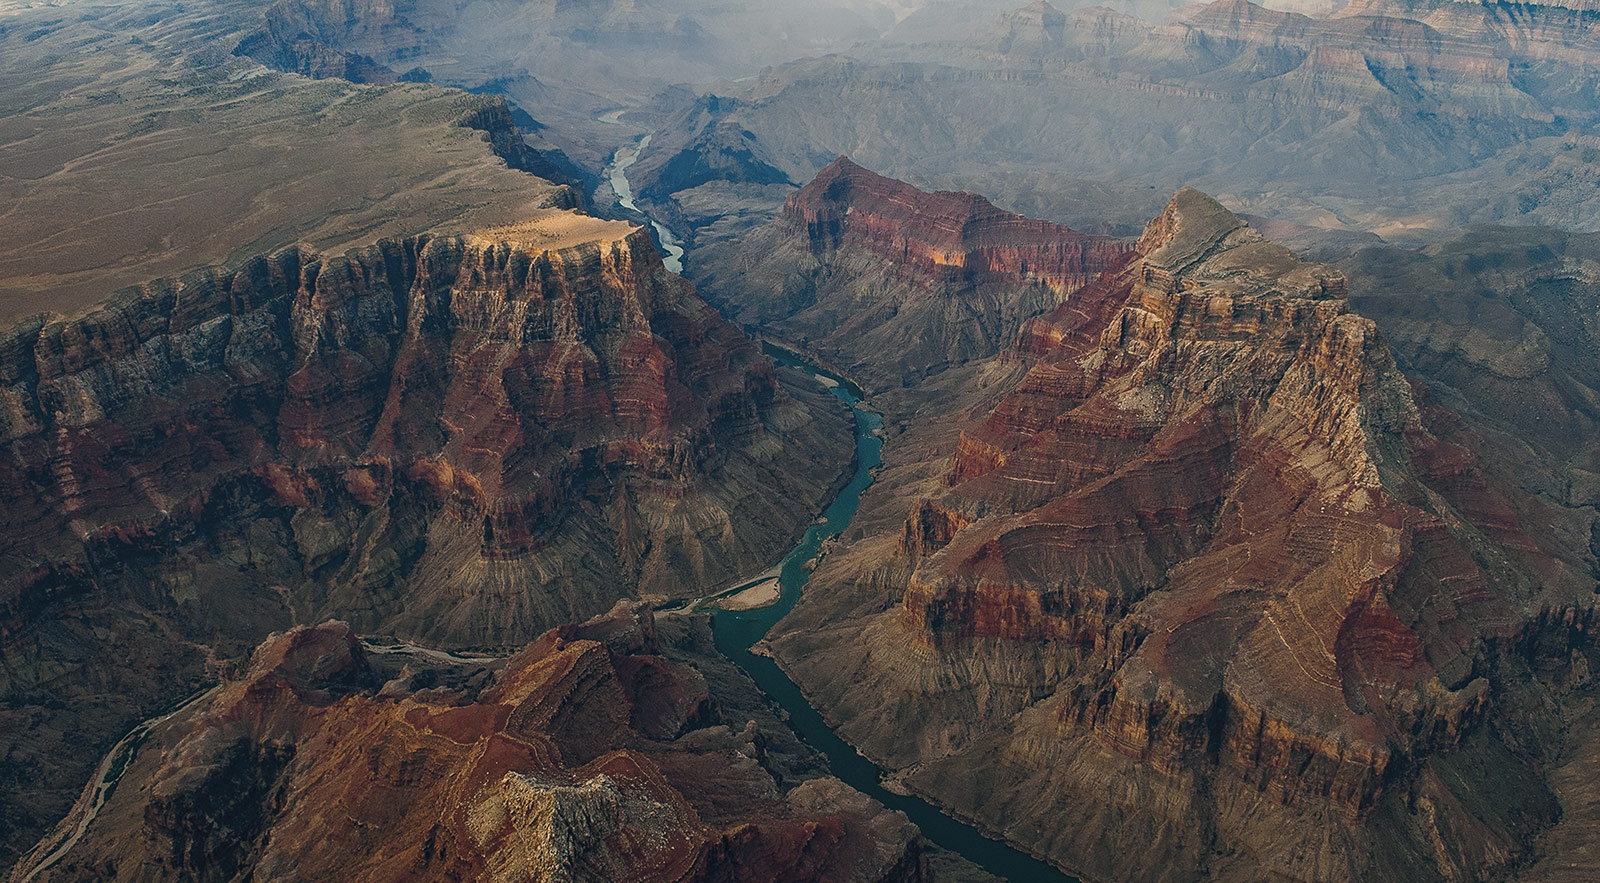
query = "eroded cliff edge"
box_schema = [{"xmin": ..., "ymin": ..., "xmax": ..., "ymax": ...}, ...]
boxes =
[
  {"xmin": 0, "ymin": 213, "xmax": 853, "ymax": 870},
  {"xmin": 770, "ymin": 188, "xmax": 1600, "ymax": 883}
]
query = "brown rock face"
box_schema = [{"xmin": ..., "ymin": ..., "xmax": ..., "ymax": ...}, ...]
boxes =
[
  {"xmin": 0, "ymin": 220, "xmax": 844, "ymax": 640},
  {"xmin": 0, "ymin": 217, "xmax": 852, "ymax": 872},
  {"xmin": 9, "ymin": 608, "xmax": 927, "ymax": 883},
  {"xmin": 1340, "ymin": 226, "xmax": 1600, "ymax": 514},
  {"xmin": 688, "ymin": 158, "xmax": 1132, "ymax": 390},
  {"xmin": 772, "ymin": 189, "xmax": 1597, "ymax": 883},
  {"xmin": 785, "ymin": 157, "xmax": 1130, "ymax": 294}
]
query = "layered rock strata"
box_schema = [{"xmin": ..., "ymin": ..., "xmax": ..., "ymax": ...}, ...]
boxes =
[
  {"xmin": 9, "ymin": 606, "xmax": 926, "ymax": 883},
  {"xmin": 689, "ymin": 158, "xmax": 1131, "ymax": 390},
  {"xmin": 1341, "ymin": 226, "xmax": 1600, "ymax": 517},
  {"xmin": 772, "ymin": 189, "xmax": 1598, "ymax": 882},
  {"xmin": 0, "ymin": 215, "xmax": 852, "ymax": 873},
  {"xmin": 629, "ymin": 0, "xmax": 1600, "ymax": 254}
]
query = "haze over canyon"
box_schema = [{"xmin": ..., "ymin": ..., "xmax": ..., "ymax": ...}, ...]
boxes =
[{"xmin": 2, "ymin": 0, "xmax": 1599, "ymax": 881}]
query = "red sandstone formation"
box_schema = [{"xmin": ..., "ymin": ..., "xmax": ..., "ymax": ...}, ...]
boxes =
[
  {"xmin": 689, "ymin": 158, "xmax": 1132, "ymax": 390},
  {"xmin": 773, "ymin": 188, "xmax": 1598, "ymax": 883},
  {"xmin": 785, "ymin": 157, "xmax": 1130, "ymax": 294},
  {"xmin": 0, "ymin": 213, "xmax": 851, "ymax": 874},
  {"xmin": 9, "ymin": 607, "xmax": 926, "ymax": 883}
]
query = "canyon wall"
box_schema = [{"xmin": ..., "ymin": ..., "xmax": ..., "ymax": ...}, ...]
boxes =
[
  {"xmin": 771, "ymin": 188, "xmax": 1599, "ymax": 882},
  {"xmin": 689, "ymin": 157, "xmax": 1132, "ymax": 391},
  {"xmin": 0, "ymin": 216, "xmax": 852, "ymax": 872}
]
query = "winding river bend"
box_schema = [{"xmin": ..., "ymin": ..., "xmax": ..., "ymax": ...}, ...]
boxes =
[
  {"xmin": 714, "ymin": 347, "xmax": 1080, "ymax": 883},
  {"xmin": 589, "ymin": 124, "xmax": 1077, "ymax": 880},
  {"xmin": 598, "ymin": 113, "xmax": 684, "ymax": 274}
]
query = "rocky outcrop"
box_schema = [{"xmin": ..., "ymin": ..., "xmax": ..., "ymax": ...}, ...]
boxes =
[
  {"xmin": 786, "ymin": 157, "xmax": 1131, "ymax": 292},
  {"xmin": 771, "ymin": 188, "xmax": 1597, "ymax": 883},
  {"xmin": 9, "ymin": 607, "xmax": 927, "ymax": 883},
  {"xmin": 689, "ymin": 158, "xmax": 1132, "ymax": 390},
  {"xmin": 629, "ymin": 95, "xmax": 796, "ymax": 204},
  {"xmin": 454, "ymin": 98, "xmax": 592, "ymax": 205}
]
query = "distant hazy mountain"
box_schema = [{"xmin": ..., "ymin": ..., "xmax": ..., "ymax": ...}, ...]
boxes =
[{"xmin": 629, "ymin": 0, "xmax": 1600, "ymax": 250}]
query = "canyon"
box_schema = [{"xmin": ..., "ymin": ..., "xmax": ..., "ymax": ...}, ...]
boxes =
[
  {"xmin": 0, "ymin": 212, "xmax": 853, "ymax": 871},
  {"xmin": 628, "ymin": 0, "xmax": 1600, "ymax": 258},
  {"xmin": 763, "ymin": 183, "xmax": 1600, "ymax": 882},
  {"xmin": 0, "ymin": 5, "xmax": 858, "ymax": 859},
  {"xmin": 184, "ymin": 0, "xmax": 1600, "ymax": 253},
  {"xmin": 6, "ymin": 0, "xmax": 1600, "ymax": 879}
]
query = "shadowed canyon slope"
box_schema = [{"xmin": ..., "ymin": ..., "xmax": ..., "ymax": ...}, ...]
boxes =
[
  {"xmin": 689, "ymin": 158, "xmax": 1132, "ymax": 390},
  {"xmin": 1342, "ymin": 226, "xmax": 1600, "ymax": 517},
  {"xmin": 10, "ymin": 607, "xmax": 926, "ymax": 883},
  {"xmin": 769, "ymin": 187, "xmax": 1600, "ymax": 882}
]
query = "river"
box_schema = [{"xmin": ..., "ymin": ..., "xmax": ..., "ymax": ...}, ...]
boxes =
[
  {"xmin": 713, "ymin": 346, "xmax": 1081, "ymax": 883},
  {"xmin": 599, "ymin": 122, "xmax": 684, "ymax": 273},
  {"xmin": 592, "ymin": 115, "xmax": 1081, "ymax": 878},
  {"xmin": 15, "ymin": 345, "xmax": 1077, "ymax": 882}
]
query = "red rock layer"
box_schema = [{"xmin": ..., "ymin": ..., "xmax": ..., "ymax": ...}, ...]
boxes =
[
  {"xmin": 783, "ymin": 157, "xmax": 1131, "ymax": 293},
  {"xmin": 10, "ymin": 607, "xmax": 926, "ymax": 883},
  {"xmin": 0, "ymin": 214, "xmax": 855, "ymax": 876},
  {"xmin": 896, "ymin": 188, "xmax": 1589, "ymax": 821}
]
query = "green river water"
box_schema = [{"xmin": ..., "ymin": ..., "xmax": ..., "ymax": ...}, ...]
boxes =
[{"xmin": 712, "ymin": 346, "xmax": 1080, "ymax": 883}]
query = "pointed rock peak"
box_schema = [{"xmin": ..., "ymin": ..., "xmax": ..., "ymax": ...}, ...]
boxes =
[
  {"xmin": 819, "ymin": 155, "xmax": 862, "ymax": 174},
  {"xmin": 996, "ymin": 0, "xmax": 1067, "ymax": 40},
  {"xmin": 243, "ymin": 621, "xmax": 373, "ymax": 693},
  {"xmin": 1136, "ymin": 187, "xmax": 1258, "ymax": 272},
  {"xmin": 1181, "ymin": 0, "xmax": 1292, "ymax": 27},
  {"xmin": 802, "ymin": 155, "xmax": 880, "ymax": 193},
  {"xmin": 788, "ymin": 156, "xmax": 913, "ymax": 216},
  {"xmin": 1210, "ymin": 0, "xmax": 1270, "ymax": 13}
]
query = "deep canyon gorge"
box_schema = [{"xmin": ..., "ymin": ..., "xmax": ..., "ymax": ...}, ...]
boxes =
[{"xmin": 4, "ymin": 0, "xmax": 1600, "ymax": 881}]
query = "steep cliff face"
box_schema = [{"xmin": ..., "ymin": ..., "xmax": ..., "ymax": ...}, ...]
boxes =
[
  {"xmin": 0, "ymin": 215, "xmax": 852, "ymax": 874},
  {"xmin": 1341, "ymin": 226, "xmax": 1600, "ymax": 511},
  {"xmin": 9, "ymin": 607, "xmax": 927, "ymax": 883},
  {"xmin": 689, "ymin": 158, "xmax": 1132, "ymax": 390},
  {"xmin": 0, "ymin": 217, "xmax": 846, "ymax": 640},
  {"xmin": 772, "ymin": 189, "xmax": 1598, "ymax": 883}
]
